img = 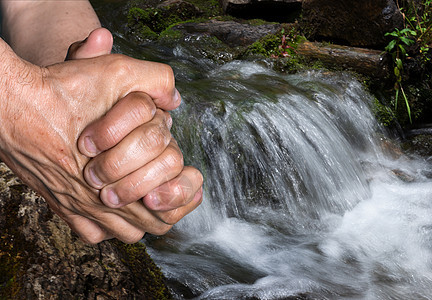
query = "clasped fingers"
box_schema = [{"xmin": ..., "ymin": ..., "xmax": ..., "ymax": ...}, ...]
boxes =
[
  {"xmin": 97, "ymin": 138, "xmax": 184, "ymax": 208},
  {"xmin": 83, "ymin": 109, "xmax": 174, "ymax": 189}
]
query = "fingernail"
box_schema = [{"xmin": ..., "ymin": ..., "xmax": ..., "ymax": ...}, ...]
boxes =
[
  {"xmin": 193, "ymin": 187, "xmax": 203, "ymax": 202},
  {"xmin": 84, "ymin": 136, "xmax": 97, "ymax": 155},
  {"xmin": 88, "ymin": 167, "xmax": 103, "ymax": 187},
  {"xmin": 166, "ymin": 114, "xmax": 173, "ymax": 128},
  {"xmin": 146, "ymin": 192, "xmax": 160, "ymax": 209},
  {"xmin": 173, "ymin": 88, "xmax": 181, "ymax": 105},
  {"xmin": 106, "ymin": 189, "xmax": 120, "ymax": 207}
]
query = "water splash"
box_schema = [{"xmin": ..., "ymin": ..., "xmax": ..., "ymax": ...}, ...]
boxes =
[{"xmin": 146, "ymin": 55, "xmax": 432, "ymax": 300}]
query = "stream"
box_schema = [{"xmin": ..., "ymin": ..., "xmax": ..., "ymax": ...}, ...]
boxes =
[{"xmin": 94, "ymin": 3, "xmax": 432, "ymax": 299}]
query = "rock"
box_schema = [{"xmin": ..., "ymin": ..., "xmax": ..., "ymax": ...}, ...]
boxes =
[
  {"xmin": 127, "ymin": 0, "xmax": 203, "ymax": 37},
  {"xmin": 220, "ymin": 0, "xmax": 302, "ymax": 22},
  {"xmin": 0, "ymin": 162, "xmax": 171, "ymax": 299},
  {"xmin": 402, "ymin": 128, "xmax": 432, "ymax": 157},
  {"xmin": 173, "ymin": 19, "xmax": 281, "ymax": 47},
  {"xmin": 296, "ymin": 41, "xmax": 388, "ymax": 77},
  {"xmin": 301, "ymin": 0, "xmax": 404, "ymax": 48}
]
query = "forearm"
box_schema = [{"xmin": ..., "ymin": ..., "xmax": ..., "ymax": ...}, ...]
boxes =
[{"xmin": 1, "ymin": 0, "xmax": 100, "ymax": 66}]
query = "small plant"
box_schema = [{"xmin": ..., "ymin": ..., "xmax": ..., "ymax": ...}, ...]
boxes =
[
  {"xmin": 403, "ymin": 0, "xmax": 432, "ymax": 57},
  {"xmin": 384, "ymin": 0, "xmax": 432, "ymax": 124},
  {"xmin": 247, "ymin": 26, "xmax": 302, "ymax": 58},
  {"xmin": 384, "ymin": 27, "xmax": 416, "ymax": 123},
  {"xmin": 269, "ymin": 29, "xmax": 297, "ymax": 58}
]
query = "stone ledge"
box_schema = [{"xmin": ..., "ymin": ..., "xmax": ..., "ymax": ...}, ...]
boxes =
[{"xmin": 0, "ymin": 162, "xmax": 171, "ymax": 300}]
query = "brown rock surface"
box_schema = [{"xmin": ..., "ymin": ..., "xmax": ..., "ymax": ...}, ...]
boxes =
[
  {"xmin": 301, "ymin": 0, "xmax": 404, "ymax": 48},
  {"xmin": 0, "ymin": 162, "xmax": 171, "ymax": 299},
  {"xmin": 220, "ymin": 0, "xmax": 302, "ymax": 22},
  {"xmin": 173, "ymin": 19, "xmax": 281, "ymax": 47}
]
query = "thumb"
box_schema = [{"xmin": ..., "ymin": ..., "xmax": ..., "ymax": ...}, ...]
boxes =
[{"xmin": 66, "ymin": 27, "xmax": 113, "ymax": 60}]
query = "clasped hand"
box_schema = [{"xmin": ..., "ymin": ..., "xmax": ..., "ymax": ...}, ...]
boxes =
[{"xmin": 0, "ymin": 32, "xmax": 203, "ymax": 244}]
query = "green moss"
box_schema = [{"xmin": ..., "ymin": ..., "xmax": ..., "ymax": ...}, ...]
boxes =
[
  {"xmin": 110, "ymin": 240, "xmax": 171, "ymax": 300},
  {"xmin": 158, "ymin": 18, "xmax": 208, "ymax": 41},
  {"xmin": 247, "ymin": 34, "xmax": 282, "ymax": 57},
  {"xmin": 185, "ymin": 0, "xmax": 221, "ymax": 17},
  {"xmin": 246, "ymin": 25, "xmax": 305, "ymax": 58},
  {"xmin": 128, "ymin": 7, "xmax": 178, "ymax": 34},
  {"xmin": 127, "ymin": 3, "xmax": 207, "ymax": 40},
  {"xmin": 159, "ymin": 27, "xmax": 183, "ymax": 40},
  {"xmin": 372, "ymin": 97, "xmax": 397, "ymax": 127},
  {"xmin": 139, "ymin": 25, "xmax": 158, "ymax": 39},
  {"xmin": 246, "ymin": 18, "xmax": 278, "ymax": 26}
]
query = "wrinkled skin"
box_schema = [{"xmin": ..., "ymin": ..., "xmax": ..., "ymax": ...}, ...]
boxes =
[{"xmin": 0, "ymin": 39, "xmax": 203, "ymax": 244}]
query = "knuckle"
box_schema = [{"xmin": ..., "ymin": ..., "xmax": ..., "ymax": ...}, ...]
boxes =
[
  {"xmin": 99, "ymin": 153, "xmax": 123, "ymax": 180},
  {"xmin": 108, "ymin": 54, "xmax": 129, "ymax": 75},
  {"xmin": 163, "ymin": 144, "xmax": 184, "ymax": 170},
  {"xmin": 138, "ymin": 123, "xmax": 170, "ymax": 152},
  {"xmin": 129, "ymin": 95, "xmax": 155, "ymax": 123},
  {"xmin": 159, "ymin": 63, "xmax": 175, "ymax": 91}
]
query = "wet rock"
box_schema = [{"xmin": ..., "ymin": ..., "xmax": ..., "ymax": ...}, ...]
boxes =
[
  {"xmin": 173, "ymin": 19, "xmax": 281, "ymax": 47},
  {"xmin": 301, "ymin": 0, "xmax": 404, "ymax": 48},
  {"xmin": 391, "ymin": 169, "xmax": 416, "ymax": 182},
  {"xmin": 220, "ymin": 0, "xmax": 302, "ymax": 22},
  {"xmin": 127, "ymin": 0, "xmax": 203, "ymax": 38},
  {"xmin": 402, "ymin": 128, "xmax": 432, "ymax": 158},
  {"xmin": 0, "ymin": 162, "xmax": 171, "ymax": 299}
]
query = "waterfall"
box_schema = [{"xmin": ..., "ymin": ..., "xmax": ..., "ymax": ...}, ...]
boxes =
[{"xmin": 139, "ymin": 47, "xmax": 432, "ymax": 299}]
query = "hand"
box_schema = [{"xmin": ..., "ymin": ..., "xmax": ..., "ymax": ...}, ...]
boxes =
[
  {"xmin": 0, "ymin": 34, "xmax": 203, "ymax": 244},
  {"xmin": 68, "ymin": 28, "xmax": 204, "ymax": 240},
  {"xmin": 68, "ymin": 28, "xmax": 203, "ymax": 212}
]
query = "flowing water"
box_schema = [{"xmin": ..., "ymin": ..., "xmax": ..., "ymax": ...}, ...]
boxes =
[{"xmin": 94, "ymin": 4, "xmax": 432, "ymax": 299}]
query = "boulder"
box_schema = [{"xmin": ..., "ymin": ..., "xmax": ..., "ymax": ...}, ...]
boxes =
[
  {"xmin": 0, "ymin": 162, "xmax": 171, "ymax": 299},
  {"xmin": 403, "ymin": 128, "xmax": 432, "ymax": 158},
  {"xmin": 220, "ymin": 0, "xmax": 302, "ymax": 22},
  {"xmin": 301, "ymin": 0, "xmax": 404, "ymax": 48},
  {"xmin": 173, "ymin": 19, "xmax": 281, "ymax": 47}
]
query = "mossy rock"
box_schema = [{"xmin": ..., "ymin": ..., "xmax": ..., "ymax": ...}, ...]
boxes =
[
  {"xmin": 0, "ymin": 162, "xmax": 171, "ymax": 299},
  {"xmin": 402, "ymin": 133, "xmax": 432, "ymax": 157},
  {"xmin": 127, "ymin": 1, "xmax": 205, "ymax": 40}
]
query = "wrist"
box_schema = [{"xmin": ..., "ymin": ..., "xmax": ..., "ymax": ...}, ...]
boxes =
[{"xmin": 0, "ymin": 39, "xmax": 44, "ymax": 151}]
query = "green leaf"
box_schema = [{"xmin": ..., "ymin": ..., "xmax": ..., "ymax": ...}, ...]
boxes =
[
  {"xmin": 394, "ymin": 66, "xmax": 400, "ymax": 78},
  {"xmin": 385, "ymin": 39, "xmax": 397, "ymax": 52},
  {"xmin": 385, "ymin": 31, "xmax": 399, "ymax": 37},
  {"xmin": 401, "ymin": 87, "xmax": 412, "ymax": 124},
  {"xmin": 395, "ymin": 58, "xmax": 403, "ymax": 70},
  {"xmin": 399, "ymin": 44, "xmax": 407, "ymax": 56},
  {"xmin": 399, "ymin": 37, "xmax": 414, "ymax": 45},
  {"xmin": 395, "ymin": 89, "xmax": 399, "ymax": 110}
]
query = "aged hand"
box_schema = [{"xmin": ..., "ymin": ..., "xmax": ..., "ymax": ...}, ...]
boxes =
[{"xmin": 0, "ymin": 34, "xmax": 203, "ymax": 244}]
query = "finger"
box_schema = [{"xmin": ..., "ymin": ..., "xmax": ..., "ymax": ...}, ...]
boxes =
[
  {"xmin": 133, "ymin": 62, "xmax": 181, "ymax": 111},
  {"xmin": 65, "ymin": 214, "xmax": 112, "ymax": 244},
  {"xmin": 97, "ymin": 201, "xmax": 173, "ymax": 239},
  {"xmin": 92, "ymin": 211, "xmax": 147, "ymax": 244},
  {"xmin": 105, "ymin": 55, "xmax": 182, "ymax": 111},
  {"xmin": 66, "ymin": 27, "xmax": 113, "ymax": 60},
  {"xmin": 83, "ymin": 110, "xmax": 174, "ymax": 188},
  {"xmin": 78, "ymin": 92, "xmax": 158, "ymax": 157},
  {"xmin": 152, "ymin": 186, "xmax": 203, "ymax": 225},
  {"xmin": 99, "ymin": 139, "xmax": 184, "ymax": 208},
  {"xmin": 143, "ymin": 166, "xmax": 204, "ymax": 211}
]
